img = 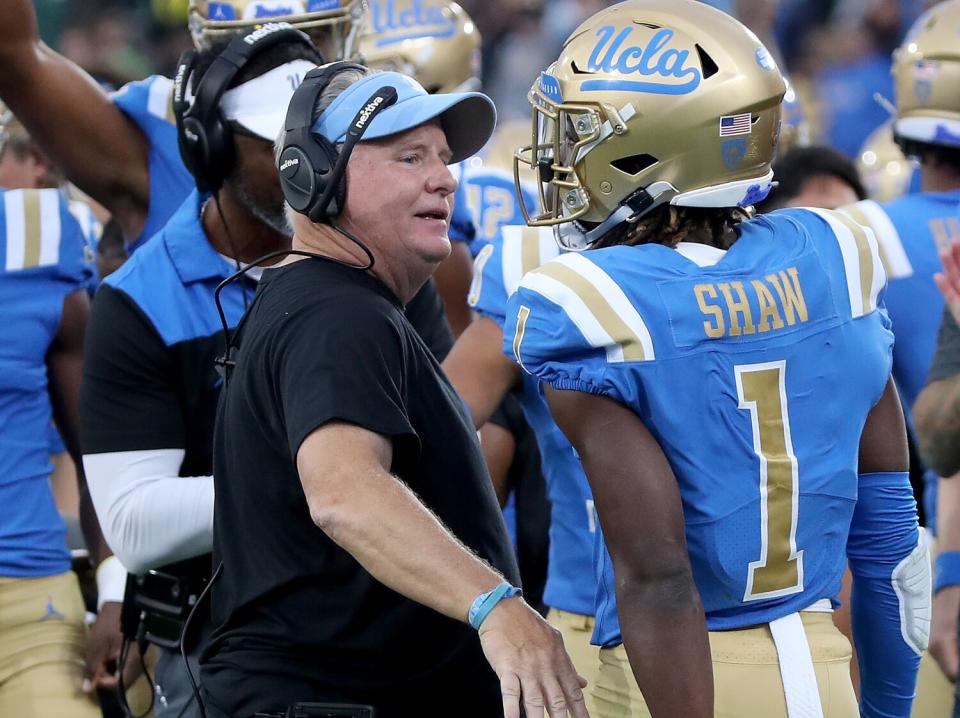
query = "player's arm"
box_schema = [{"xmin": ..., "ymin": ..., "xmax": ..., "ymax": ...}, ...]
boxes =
[
  {"xmin": 443, "ymin": 315, "xmax": 521, "ymax": 428},
  {"xmin": 546, "ymin": 387, "xmax": 712, "ymax": 718},
  {"xmin": 46, "ymin": 288, "xmax": 131, "ymax": 692},
  {"xmin": 0, "ymin": 0, "xmax": 150, "ymax": 239},
  {"xmin": 849, "ymin": 377, "xmax": 929, "ymax": 718},
  {"xmin": 46, "ymin": 289, "xmax": 110, "ymax": 563}
]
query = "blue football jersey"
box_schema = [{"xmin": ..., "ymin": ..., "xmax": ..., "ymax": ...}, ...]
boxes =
[
  {"xmin": 110, "ymin": 76, "xmax": 195, "ymax": 253},
  {"xmin": 840, "ymin": 191, "xmax": 960, "ymax": 410},
  {"xmin": 68, "ymin": 194, "xmax": 103, "ymax": 291},
  {"xmin": 504, "ymin": 209, "xmax": 893, "ymax": 643},
  {"xmin": 0, "ymin": 188, "xmax": 94, "ymax": 577},
  {"xmin": 462, "ymin": 163, "xmax": 539, "ymax": 256},
  {"xmin": 470, "ymin": 225, "xmax": 596, "ymax": 616},
  {"xmin": 448, "ymin": 161, "xmax": 479, "ymax": 250}
]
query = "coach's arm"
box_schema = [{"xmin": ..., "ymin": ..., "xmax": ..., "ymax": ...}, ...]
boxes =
[{"xmin": 297, "ymin": 421, "xmax": 589, "ymax": 718}]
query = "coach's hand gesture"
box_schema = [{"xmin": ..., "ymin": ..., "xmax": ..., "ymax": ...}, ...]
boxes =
[{"xmin": 479, "ymin": 597, "xmax": 590, "ymax": 718}]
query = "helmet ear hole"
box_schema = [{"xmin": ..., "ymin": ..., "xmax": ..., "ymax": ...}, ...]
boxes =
[
  {"xmin": 695, "ymin": 45, "xmax": 719, "ymax": 79},
  {"xmin": 611, "ymin": 154, "xmax": 659, "ymax": 176}
]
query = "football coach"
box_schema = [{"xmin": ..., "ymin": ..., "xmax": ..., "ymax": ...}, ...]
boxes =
[{"xmin": 199, "ymin": 63, "xmax": 590, "ymax": 718}]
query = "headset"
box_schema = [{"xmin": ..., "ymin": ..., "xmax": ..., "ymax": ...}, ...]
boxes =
[
  {"xmin": 212, "ymin": 67, "xmax": 398, "ymax": 384},
  {"xmin": 173, "ymin": 23, "xmax": 316, "ymax": 194},
  {"xmin": 277, "ymin": 63, "xmax": 398, "ymax": 223}
]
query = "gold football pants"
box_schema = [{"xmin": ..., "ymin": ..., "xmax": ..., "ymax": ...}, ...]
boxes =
[
  {"xmin": 592, "ymin": 611, "xmax": 859, "ymax": 718},
  {"xmin": 0, "ymin": 571, "xmax": 101, "ymax": 718}
]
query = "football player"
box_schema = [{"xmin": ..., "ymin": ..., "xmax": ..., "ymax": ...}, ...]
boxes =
[
  {"xmin": 503, "ymin": 1, "xmax": 929, "ymax": 716},
  {"xmin": 462, "ymin": 120, "xmax": 541, "ymax": 255},
  {"xmin": 836, "ymin": 7, "xmax": 960, "ymax": 713},
  {"xmin": 0, "ymin": 0, "xmax": 362, "ymax": 252},
  {"xmin": 0, "ymin": 186, "xmax": 97, "ymax": 717},
  {"xmin": 0, "ymin": 102, "xmax": 138, "ymax": 704}
]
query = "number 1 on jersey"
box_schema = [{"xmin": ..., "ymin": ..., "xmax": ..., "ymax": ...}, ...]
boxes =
[{"xmin": 735, "ymin": 361, "xmax": 804, "ymax": 601}]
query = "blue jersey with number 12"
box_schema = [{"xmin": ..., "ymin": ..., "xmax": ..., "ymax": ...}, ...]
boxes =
[{"xmin": 504, "ymin": 208, "xmax": 893, "ymax": 644}]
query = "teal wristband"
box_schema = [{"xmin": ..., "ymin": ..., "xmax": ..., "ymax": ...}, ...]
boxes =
[
  {"xmin": 935, "ymin": 551, "xmax": 960, "ymax": 594},
  {"xmin": 468, "ymin": 581, "xmax": 522, "ymax": 630}
]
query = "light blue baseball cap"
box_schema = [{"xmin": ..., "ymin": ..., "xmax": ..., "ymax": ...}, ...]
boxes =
[{"xmin": 311, "ymin": 71, "xmax": 496, "ymax": 164}]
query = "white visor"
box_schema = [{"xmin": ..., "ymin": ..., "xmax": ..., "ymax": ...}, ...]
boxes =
[{"xmin": 220, "ymin": 60, "xmax": 318, "ymax": 140}]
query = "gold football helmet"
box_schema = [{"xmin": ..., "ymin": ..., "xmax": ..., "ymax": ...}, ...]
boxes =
[
  {"xmin": 515, "ymin": 0, "xmax": 786, "ymax": 248},
  {"xmin": 357, "ymin": 0, "xmax": 481, "ymax": 93},
  {"xmin": 857, "ymin": 120, "xmax": 919, "ymax": 202},
  {"xmin": 188, "ymin": 0, "xmax": 365, "ymax": 58},
  {"xmin": 892, "ymin": 0, "xmax": 960, "ymax": 149}
]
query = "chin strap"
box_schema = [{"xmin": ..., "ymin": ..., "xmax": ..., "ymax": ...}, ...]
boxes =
[{"xmin": 560, "ymin": 181, "xmax": 677, "ymax": 250}]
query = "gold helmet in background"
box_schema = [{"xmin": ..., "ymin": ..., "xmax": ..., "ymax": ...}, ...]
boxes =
[
  {"xmin": 482, "ymin": 120, "xmax": 531, "ymax": 175},
  {"xmin": 892, "ymin": 0, "xmax": 960, "ymax": 149},
  {"xmin": 188, "ymin": 0, "xmax": 366, "ymax": 58},
  {"xmin": 515, "ymin": 0, "xmax": 786, "ymax": 249},
  {"xmin": 357, "ymin": 0, "xmax": 481, "ymax": 93},
  {"xmin": 857, "ymin": 120, "xmax": 919, "ymax": 202}
]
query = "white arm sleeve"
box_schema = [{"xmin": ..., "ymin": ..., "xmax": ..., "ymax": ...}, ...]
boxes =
[{"xmin": 82, "ymin": 449, "xmax": 214, "ymax": 574}]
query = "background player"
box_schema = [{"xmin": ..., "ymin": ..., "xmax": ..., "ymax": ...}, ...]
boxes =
[
  {"xmin": 0, "ymin": 186, "xmax": 98, "ymax": 717},
  {"xmin": 505, "ymin": 1, "xmax": 929, "ymax": 715},
  {"xmin": 837, "ymin": 6, "xmax": 960, "ymax": 712},
  {"xmin": 0, "ymin": 0, "xmax": 362, "ymax": 250}
]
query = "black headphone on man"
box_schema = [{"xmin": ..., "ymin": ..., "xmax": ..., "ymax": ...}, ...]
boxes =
[
  {"xmin": 277, "ymin": 63, "xmax": 398, "ymax": 223},
  {"xmin": 173, "ymin": 22, "xmax": 315, "ymax": 194}
]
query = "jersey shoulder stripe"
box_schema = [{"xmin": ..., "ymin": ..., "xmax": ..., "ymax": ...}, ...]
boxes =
[
  {"xmin": 839, "ymin": 199, "xmax": 912, "ymax": 279},
  {"xmin": 3, "ymin": 188, "xmax": 62, "ymax": 271},
  {"xmin": 501, "ymin": 225, "xmax": 560, "ymax": 296},
  {"xmin": 519, "ymin": 252, "xmax": 655, "ymax": 363},
  {"xmin": 806, "ymin": 208, "xmax": 886, "ymax": 319},
  {"xmin": 470, "ymin": 225, "xmax": 558, "ymax": 321}
]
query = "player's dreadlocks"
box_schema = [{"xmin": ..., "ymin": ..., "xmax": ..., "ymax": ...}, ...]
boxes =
[{"xmin": 592, "ymin": 204, "xmax": 749, "ymax": 251}]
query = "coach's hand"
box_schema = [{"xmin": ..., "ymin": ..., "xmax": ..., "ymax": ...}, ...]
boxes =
[
  {"xmin": 930, "ymin": 585, "xmax": 960, "ymax": 681},
  {"xmin": 935, "ymin": 240, "xmax": 960, "ymax": 327},
  {"xmin": 478, "ymin": 597, "xmax": 590, "ymax": 718}
]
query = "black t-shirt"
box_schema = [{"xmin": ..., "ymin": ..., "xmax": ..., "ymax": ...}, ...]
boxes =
[
  {"xmin": 202, "ymin": 259, "xmax": 518, "ymax": 718},
  {"xmin": 927, "ymin": 308, "xmax": 960, "ymax": 383},
  {"xmin": 81, "ymin": 259, "xmax": 452, "ymax": 590}
]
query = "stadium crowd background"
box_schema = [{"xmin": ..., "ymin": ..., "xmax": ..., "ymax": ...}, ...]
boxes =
[{"xmin": 28, "ymin": 0, "xmax": 931, "ymax": 158}]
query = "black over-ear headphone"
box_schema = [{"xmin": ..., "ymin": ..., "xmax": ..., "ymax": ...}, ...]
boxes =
[
  {"xmin": 278, "ymin": 63, "xmax": 399, "ymax": 223},
  {"xmin": 173, "ymin": 23, "xmax": 315, "ymax": 194}
]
